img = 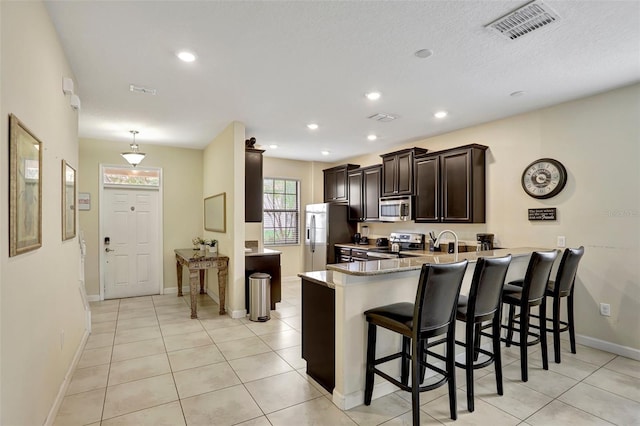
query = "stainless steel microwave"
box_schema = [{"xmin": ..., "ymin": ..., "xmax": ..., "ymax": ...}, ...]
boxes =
[{"xmin": 379, "ymin": 196, "xmax": 414, "ymax": 222}]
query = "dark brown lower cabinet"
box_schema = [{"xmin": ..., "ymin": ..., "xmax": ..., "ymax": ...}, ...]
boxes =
[
  {"xmin": 245, "ymin": 253, "xmax": 281, "ymax": 311},
  {"xmin": 301, "ymin": 278, "xmax": 335, "ymax": 393}
]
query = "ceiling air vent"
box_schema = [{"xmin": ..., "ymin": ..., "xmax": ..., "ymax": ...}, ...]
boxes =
[
  {"xmin": 486, "ymin": 0, "xmax": 561, "ymax": 41},
  {"xmin": 368, "ymin": 113, "xmax": 398, "ymax": 122},
  {"xmin": 129, "ymin": 84, "xmax": 157, "ymax": 95}
]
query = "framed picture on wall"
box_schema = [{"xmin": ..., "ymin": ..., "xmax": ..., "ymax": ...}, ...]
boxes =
[
  {"xmin": 9, "ymin": 114, "xmax": 43, "ymax": 256},
  {"xmin": 62, "ymin": 160, "xmax": 76, "ymax": 240}
]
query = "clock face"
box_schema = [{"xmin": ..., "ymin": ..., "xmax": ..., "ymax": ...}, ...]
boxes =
[{"xmin": 521, "ymin": 158, "xmax": 567, "ymax": 199}]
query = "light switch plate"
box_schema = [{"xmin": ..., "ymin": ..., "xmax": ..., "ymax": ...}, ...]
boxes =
[{"xmin": 557, "ymin": 236, "xmax": 566, "ymax": 247}]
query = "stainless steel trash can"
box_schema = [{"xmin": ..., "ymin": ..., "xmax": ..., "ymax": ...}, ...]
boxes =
[{"xmin": 249, "ymin": 272, "xmax": 271, "ymax": 322}]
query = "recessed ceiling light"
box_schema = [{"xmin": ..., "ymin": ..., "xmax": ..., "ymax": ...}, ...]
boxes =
[
  {"xmin": 365, "ymin": 92, "xmax": 381, "ymax": 101},
  {"xmin": 307, "ymin": 123, "xmax": 319, "ymax": 130},
  {"xmin": 269, "ymin": 144, "xmax": 278, "ymax": 149},
  {"xmin": 321, "ymin": 150, "xmax": 330, "ymax": 156},
  {"xmin": 414, "ymin": 49, "xmax": 434, "ymax": 59},
  {"xmin": 177, "ymin": 51, "xmax": 196, "ymax": 62},
  {"xmin": 367, "ymin": 134, "xmax": 377, "ymax": 141},
  {"xmin": 434, "ymin": 111, "xmax": 448, "ymax": 119},
  {"xmin": 510, "ymin": 91, "xmax": 526, "ymax": 97}
]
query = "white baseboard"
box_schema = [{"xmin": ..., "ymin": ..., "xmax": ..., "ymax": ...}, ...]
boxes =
[
  {"xmin": 44, "ymin": 329, "xmax": 90, "ymax": 426},
  {"xmin": 332, "ymin": 381, "xmax": 399, "ymax": 410},
  {"xmin": 577, "ymin": 334, "xmax": 640, "ymax": 361},
  {"xmin": 230, "ymin": 309, "xmax": 248, "ymax": 319},
  {"xmin": 86, "ymin": 294, "xmax": 100, "ymax": 302}
]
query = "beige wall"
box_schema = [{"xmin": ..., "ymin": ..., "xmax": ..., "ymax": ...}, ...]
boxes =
[
  {"xmin": 78, "ymin": 139, "xmax": 204, "ymax": 296},
  {"xmin": 260, "ymin": 157, "xmax": 332, "ymax": 277},
  {"xmin": 0, "ymin": 2, "xmax": 84, "ymax": 424},
  {"xmin": 203, "ymin": 122, "xmax": 247, "ymax": 316},
  {"xmin": 340, "ymin": 84, "xmax": 640, "ymax": 350}
]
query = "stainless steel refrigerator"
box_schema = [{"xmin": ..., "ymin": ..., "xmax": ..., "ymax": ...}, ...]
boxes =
[{"xmin": 304, "ymin": 203, "xmax": 356, "ymax": 272}]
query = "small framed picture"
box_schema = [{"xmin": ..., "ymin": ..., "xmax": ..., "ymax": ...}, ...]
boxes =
[
  {"xmin": 9, "ymin": 114, "xmax": 42, "ymax": 256},
  {"xmin": 62, "ymin": 160, "xmax": 76, "ymax": 240}
]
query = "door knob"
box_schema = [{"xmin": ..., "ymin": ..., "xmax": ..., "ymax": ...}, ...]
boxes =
[{"xmin": 105, "ymin": 248, "xmax": 115, "ymax": 252}]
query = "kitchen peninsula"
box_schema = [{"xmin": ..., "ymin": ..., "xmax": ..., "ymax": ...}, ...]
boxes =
[{"xmin": 299, "ymin": 247, "xmax": 554, "ymax": 411}]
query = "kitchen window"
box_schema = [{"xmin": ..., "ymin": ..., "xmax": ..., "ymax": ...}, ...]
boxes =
[{"xmin": 263, "ymin": 178, "xmax": 299, "ymax": 245}]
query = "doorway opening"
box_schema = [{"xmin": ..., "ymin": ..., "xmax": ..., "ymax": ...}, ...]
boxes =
[{"xmin": 99, "ymin": 165, "xmax": 163, "ymax": 300}]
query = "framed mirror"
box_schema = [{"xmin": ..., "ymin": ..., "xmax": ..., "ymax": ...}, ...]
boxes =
[
  {"xmin": 62, "ymin": 160, "xmax": 76, "ymax": 240},
  {"xmin": 204, "ymin": 192, "xmax": 226, "ymax": 232}
]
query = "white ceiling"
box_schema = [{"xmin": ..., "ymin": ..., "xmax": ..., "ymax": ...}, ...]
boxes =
[{"xmin": 45, "ymin": 1, "xmax": 640, "ymax": 162}]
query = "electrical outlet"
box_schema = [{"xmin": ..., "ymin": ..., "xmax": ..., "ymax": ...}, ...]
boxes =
[
  {"xmin": 599, "ymin": 303, "xmax": 611, "ymax": 317},
  {"xmin": 60, "ymin": 330, "xmax": 65, "ymax": 350},
  {"xmin": 557, "ymin": 236, "xmax": 566, "ymax": 248}
]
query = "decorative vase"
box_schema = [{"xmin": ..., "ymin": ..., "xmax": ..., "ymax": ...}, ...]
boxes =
[
  {"xmin": 200, "ymin": 244, "xmax": 206, "ymax": 251},
  {"xmin": 208, "ymin": 246, "xmax": 218, "ymax": 254}
]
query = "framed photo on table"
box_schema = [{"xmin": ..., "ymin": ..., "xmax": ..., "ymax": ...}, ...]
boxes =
[
  {"xmin": 62, "ymin": 160, "xmax": 76, "ymax": 240},
  {"xmin": 9, "ymin": 114, "xmax": 42, "ymax": 256}
]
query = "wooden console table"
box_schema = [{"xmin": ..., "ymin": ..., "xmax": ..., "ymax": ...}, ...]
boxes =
[{"xmin": 175, "ymin": 249, "xmax": 229, "ymax": 319}]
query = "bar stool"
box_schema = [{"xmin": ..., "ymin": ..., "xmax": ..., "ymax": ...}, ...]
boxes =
[
  {"xmin": 509, "ymin": 246, "xmax": 585, "ymax": 363},
  {"xmin": 501, "ymin": 250, "xmax": 558, "ymax": 382},
  {"xmin": 455, "ymin": 254, "xmax": 512, "ymax": 412},
  {"xmin": 364, "ymin": 260, "xmax": 468, "ymax": 425}
]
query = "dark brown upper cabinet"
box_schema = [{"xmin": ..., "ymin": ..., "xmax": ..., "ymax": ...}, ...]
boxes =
[
  {"xmin": 245, "ymin": 148, "xmax": 265, "ymax": 222},
  {"xmin": 380, "ymin": 147, "xmax": 428, "ymax": 196},
  {"xmin": 414, "ymin": 144, "xmax": 487, "ymax": 223},
  {"xmin": 323, "ymin": 164, "xmax": 360, "ymax": 203},
  {"xmin": 348, "ymin": 165, "xmax": 382, "ymax": 222}
]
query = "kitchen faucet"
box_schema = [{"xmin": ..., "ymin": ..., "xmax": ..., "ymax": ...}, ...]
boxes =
[{"xmin": 434, "ymin": 230, "xmax": 459, "ymax": 260}]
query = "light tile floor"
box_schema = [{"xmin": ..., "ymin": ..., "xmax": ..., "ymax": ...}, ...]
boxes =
[{"xmin": 55, "ymin": 278, "xmax": 640, "ymax": 425}]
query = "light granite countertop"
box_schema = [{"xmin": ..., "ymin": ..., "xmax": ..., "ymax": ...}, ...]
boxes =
[
  {"xmin": 326, "ymin": 247, "xmax": 555, "ymax": 276},
  {"xmin": 297, "ymin": 270, "xmax": 336, "ymax": 289},
  {"xmin": 244, "ymin": 247, "xmax": 282, "ymax": 257}
]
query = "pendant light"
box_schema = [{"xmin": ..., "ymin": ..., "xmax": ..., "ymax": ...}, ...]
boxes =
[{"xmin": 121, "ymin": 130, "xmax": 146, "ymax": 167}]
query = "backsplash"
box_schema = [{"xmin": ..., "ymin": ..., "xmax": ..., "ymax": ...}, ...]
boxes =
[{"xmin": 355, "ymin": 222, "xmax": 500, "ymax": 248}]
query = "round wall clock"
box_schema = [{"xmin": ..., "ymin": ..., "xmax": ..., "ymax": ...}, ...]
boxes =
[{"xmin": 521, "ymin": 158, "xmax": 567, "ymax": 199}]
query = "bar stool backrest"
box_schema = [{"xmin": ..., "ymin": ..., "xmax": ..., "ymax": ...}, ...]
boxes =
[
  {"xmin": 554, "ymin": 246, "xmax": 585, "ymax": 296},
  {"xmin": 521, "ymin": 250, "xmax": 559, "ymax": 304},
  {"xmin": 468, "ymin": 255, "xmax": 512, "ymax": 320},
  {"xmin": 414, "ymin": 260, "xmax": 469, "ymax": 336}
]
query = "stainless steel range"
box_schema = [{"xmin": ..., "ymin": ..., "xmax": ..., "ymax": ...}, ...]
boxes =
[{"xmin": 366, "ymin": 232, "xmax": 426, "ymax": 259}]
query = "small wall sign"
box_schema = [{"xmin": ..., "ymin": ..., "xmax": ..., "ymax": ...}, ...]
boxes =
[
  {"xmin": 528, "ymin": 208, "xmax": 556, "ymax": 221},
  {"xmin": 78, "ymin": 192, "xmax": 91, "ymax": 211}
]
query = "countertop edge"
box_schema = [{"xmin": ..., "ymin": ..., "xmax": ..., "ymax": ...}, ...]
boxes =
[
  {"xmin": 244, "ymin": 248, "xmax": 282, "ymax": 257},
  {"xmin": 297, "ymin": 271, "xmax": 335, "ymax": 289}
]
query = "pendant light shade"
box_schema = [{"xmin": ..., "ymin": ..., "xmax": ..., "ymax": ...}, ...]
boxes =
[{"xmin": 121, "ymin": 130, "xmax": 146, "ymax": 167}]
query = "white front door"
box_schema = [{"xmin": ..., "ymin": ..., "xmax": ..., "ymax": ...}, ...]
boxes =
[{"xmin": 103, "ymin": 188, "xmax": 160, "ymax": 299}]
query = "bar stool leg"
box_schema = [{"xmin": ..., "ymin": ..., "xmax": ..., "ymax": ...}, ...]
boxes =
[
  {"xmin": 446, "ymin": 324, "xmax": 457, "ymax": 420},
  {"xmin": 568, "ymin": 291, "xmax": 577, "ymax": 354},
  {"xmin": 401, "ymin": 336, "xmax": 410, "ymax": 385},
  {"xmin": 465, "ymin": 321, "xmax": 475, "ymax": 412},
  {"xmin": 505, "ymin": 305, "xmax": 516, "ymax": 347},
  {"xmin": 473, "ymin": 324, "xmax": 482, "ymax": 361},
  {"xmin": 411, "ymin": 336, "xmax": 421, "ymax": 425},
  {"xmin": 552, "ymin": 295, "xmax": 562, "ymax": 363},
  {"xmin": 364, "ymin": 323, "xmax": 377, "ymax": 405},
  {"xmin": 492, "ymin": 314, "xmax": 504, "ymax": 396},
  {"xmin": 520, "ymin": 305, "xmax": 530, "ymax": 382},
  {"xmin": 540, "ymin": 300, "xmax": 549, "ymax": 371}
]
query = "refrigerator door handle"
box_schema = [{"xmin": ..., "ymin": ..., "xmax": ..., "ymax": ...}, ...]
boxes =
[{"xmin": 310, "ymin": 215, "xmax": 316, "ymax": 252}]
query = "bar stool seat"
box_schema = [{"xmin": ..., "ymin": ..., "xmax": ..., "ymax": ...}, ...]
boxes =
[{"xmin": 364, "ymin": 260, "xmax": 468, "ymax": 426}]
